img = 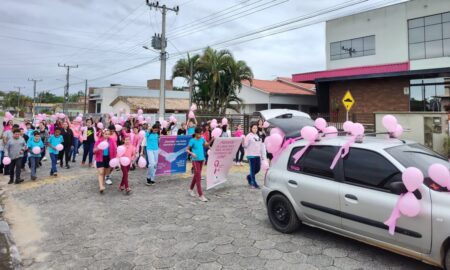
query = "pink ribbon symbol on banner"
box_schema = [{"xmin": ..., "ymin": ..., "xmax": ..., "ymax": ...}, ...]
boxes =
[{"xmin": 214, "ymin": 160, "xmax": 220, "ymax": 174}]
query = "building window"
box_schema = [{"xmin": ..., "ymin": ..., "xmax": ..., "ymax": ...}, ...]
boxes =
[
  {"xmin": 409, "ymin": 78, "xmax": 450, "ymax": 112},
  {"xmin": 408, "ymin": 12, "xmax": 450, "ymax": 60},
  {"xmin": 96, "ymin": 103, "xmax": 101, "ymax": 113},
  {"xmin": 330, "ymin": 35, "xmax": 375, "ymax": 61}
]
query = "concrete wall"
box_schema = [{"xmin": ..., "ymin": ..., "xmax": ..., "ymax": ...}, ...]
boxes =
[
  {"xmin": 326, "ymin": 0, "xmax": 450, "ymax": 70},
  {"xmin": 375, "ymin": 112, "xmax": 449, "ymax": 155}
]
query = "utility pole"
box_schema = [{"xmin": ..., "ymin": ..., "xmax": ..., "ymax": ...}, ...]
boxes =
[
  {"xmin": 28, "ymin": 78, "xmax": 42, "ymax": 115},
  {"xmin": 14, "ymin": 86, "xmax": 25, "ymax": 110},
  {"xmin": 84, "ymin": 79, "xmax": 88, "ymax": 114},
  {"xmin": 146, "ymin": 0, "xmax": 179, "ymax": 121},
  {"xmin": 58, "ymin": 63, "xmax": 78, "ymax": 114}
]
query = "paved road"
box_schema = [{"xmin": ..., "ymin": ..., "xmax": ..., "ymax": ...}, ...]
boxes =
[{"xmin": 1, "ymin": 159, "xmax": 440, "ymax": 270}]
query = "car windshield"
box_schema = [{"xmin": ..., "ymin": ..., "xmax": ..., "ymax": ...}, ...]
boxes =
[{"xmin": 386, "ymin": 143, "xmax": 450, "ymax": 191}]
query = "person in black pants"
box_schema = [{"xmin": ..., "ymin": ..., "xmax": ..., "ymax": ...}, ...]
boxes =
[
  {"xmin": 59, "ymin": 122, "xmax": 73, "ymax": 169},
  {"xmin": 82, "ymin": 119, "xmax": 95, "ymax": 167}
]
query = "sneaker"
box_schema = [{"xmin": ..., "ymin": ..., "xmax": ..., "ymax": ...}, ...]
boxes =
[
  {"xmin": 199, "ymin": 195, "xmax": 208, "ymax": 202},
  {"xmin": 15, "ymin": 179, "xmax": 24, "ymax": 184},
  {"xmin": 65, "ymin": 165, "xmax": 70, "ymax": 169},
  {"xmin": 39, "ymin": 162, "xmax": 42, "ymax": 167},
  {"xmin": 105, "ymin": 176, "xmax": 112, "ymax": 185},
  {"xmin": 60, "ymin": 163, "xmax": 63, "ymax": 168},
  {"xmin": 72, "ymin": 159, "xmax": 76, "ymax": 163},
  {"xmin": 115, "ymin": 167, "xmax": 120, "ymax": 171},
  {"xmin": 146, "ymin": 179, "xmax": 153, "ymax": 186},
  {"xmin": 42, "ymin": 157, "xmax": 47, "ymax": 161},
  {"xmin": 31, "ymin": 176, "xmax": 37, "ymax": 181},
  {"xmin": 53, "ymin": 173, "xmax": 58, "ymax": 177},
  {"xmin": 189, "ymin": 189, "xmax": 196, "ymax": 197},
  {"xmin": 150, "ymin": 180, "xmax": 156, "ymax": 185},
  {"xmin": 8, "ymin": 180, "xmax": 13, "ymax": 184}
]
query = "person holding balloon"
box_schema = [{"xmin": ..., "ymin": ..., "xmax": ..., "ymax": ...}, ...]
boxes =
[
  {"xmin": 48, "ymin": 128, "xmax": 64, "ymax": 177},
  {"xmin": 119, "ymin": 134, "xmax": 135, "ymax": 194},
  {"xmin": 93, "ymin": 130, "xmax": 117, "ymax": 194},
  {"xmin": 4, "ymin": 128, "xmax": 26, "ymax": 184},
  {"xmin": 243, "ymin": 123, "xmax": 267, "ymax": 189},
  {"xmin": 142, "ymin": 124, "xmax": 160, "ymax": 186},
  {"xmin": 81, "ymin": 119, "xmax": 96, "ymax": 167},
  {"xmin": 27, "ymin": 131, "xmax": 44, "ymax": 181},
  {"xmin": 69, "ymin": 116, "xmax": 83, "ymax": 163}
]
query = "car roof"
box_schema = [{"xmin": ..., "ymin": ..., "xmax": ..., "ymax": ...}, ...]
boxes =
[
  {"xmin": 290, "ymin": 136, "xmax": 416, "ymax": 152},
  {"xmin": 256, "ymin": 109, "xmax": 310, "ymax": 120}
]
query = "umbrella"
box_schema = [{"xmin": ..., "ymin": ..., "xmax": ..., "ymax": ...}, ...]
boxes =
[{"xmin": 267, "ymin": 116, "xmax": 315, "ymax": 139}]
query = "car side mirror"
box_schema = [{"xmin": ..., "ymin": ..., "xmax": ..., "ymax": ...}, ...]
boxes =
[{"xmin": 388, "ymin": 182, "xmax": 422, "ymax": 200}]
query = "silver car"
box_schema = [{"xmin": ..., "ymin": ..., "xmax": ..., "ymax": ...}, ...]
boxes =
[{"xmin": 262, "ymin": 136, "xmax": 450, "ymax": 269}]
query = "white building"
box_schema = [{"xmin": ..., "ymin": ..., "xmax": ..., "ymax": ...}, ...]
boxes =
[
  {"xmin": 88, "ymin": 84, "xmax": 189, "ymax": 114},
  {"xmin": 236, "ymin": 77, "xmax": 317, "ymax": 114},
  {"xmin": 293, "ymin": 0, "xmax": 450, "ymax": 117}
]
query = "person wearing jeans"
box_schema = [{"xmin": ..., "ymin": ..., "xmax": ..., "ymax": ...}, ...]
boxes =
[
  {"xmin": 243, "ymin": 123, "xmax": 267, "ymax": 189},
  {"xmin": 82, "ymin": 119, "xmax": 96, "ymax": 167},
  {"xmin": 48, "ymin": 128, "xmax": 64, "ymax": 177},
  {"xmin": 70, "ymin": 118, "xmax": 82, "ymax": 162},
  {"xmin": 142, "ymin": 125, "xmax": 160, "ymax": 185},
  {"xmin": 27, "ymin": 131, "xmax": 44, "ymax": 180},
  {"xmin": 186, "ymin": 127, "xmax": 210, "ymax": 202}
]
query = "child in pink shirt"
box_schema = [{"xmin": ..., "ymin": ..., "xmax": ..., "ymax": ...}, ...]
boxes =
[{"xmin": 120, "ymin": 135, "xmax": 135, "ymax": 194}]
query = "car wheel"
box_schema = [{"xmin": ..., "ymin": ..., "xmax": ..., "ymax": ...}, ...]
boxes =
[
  {"xmin": 445, "ymin": 248, "xmax": 450, "ymax": 270},
  {"xmin": 267, "ymin": 194, "xmax": 300, "ymax": 233}
]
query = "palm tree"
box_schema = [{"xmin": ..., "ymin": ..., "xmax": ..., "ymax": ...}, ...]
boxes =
[{"xmin": 172, "ymin": 47, "xmax": 253, "ymax": 114}]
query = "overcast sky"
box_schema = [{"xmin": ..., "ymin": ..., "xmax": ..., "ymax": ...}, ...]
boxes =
[{"xmin": 0, "ymin": 0, "xmax": 405, "ymax": 97}]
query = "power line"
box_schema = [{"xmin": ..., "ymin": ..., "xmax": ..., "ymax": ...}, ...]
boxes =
[{"xmin": 58, "ymin": 64, "xmax": 78, "ymax": 113}]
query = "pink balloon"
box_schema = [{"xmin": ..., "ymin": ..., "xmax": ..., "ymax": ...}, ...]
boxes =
[
  {"xmin": 261, "ymin": 159, "xmax": 270, "ymax": 172},
  {"xmin": 210, "ymin": 122, "xmax": 218, "ymax": 129},
  {"xmin": 75, "ymin": 117, "xmax": 82, "ymax": 122},
  {"xmin": 263, "ymin": 121, "xmax": 270, "ymax": 128},
  {"xmin": 55, "ymin": 144, "xmax": 64, "ymax": 151},
  {"xmin": 58, "ymin": 113, "xmax": 65, "ymax": 119},
  {"xmin": 221, "ymin": 118, "xmax": 228, "ymax": 126},
  {"xmin": 190, "ymin": 103, "xmax": 197, "ymax": 111},
  {"xmin": 117, "ymin": 145, "xmax": 126, "ymax": 157},
  {"xmin": 2, "ymin": 157, "xmax": 11, "ymax": 165},
  {"xmin": 265, "ymin": 134, "xmax": 283, "ymax": 154},
  {"xmin": 300, "ymin": 126, "xmax": 318, "ymax": 142},
  {"xmin": 324, "ymin": 126, "xmax": 338, "ymax": 138},
  {"xmin": 402, "ymin": 167, "xmax": 423, "ymax": 192},
  {"xmin": 137, "ymin": 115, "xmax": 144, "ymax": 122},
  {"xmin": 428, "ymin": 163, "xmax": 450, "ymax": 187},
  {"xmin": 139, "ymin": 130, "xmax": 146, "ymax": 138},
  {"xmin": 188, "ymin": 111, "xmax": 195, "ymax": 119},
  {"xmin": 32, "ymin": 146, "xmax": 41, "ymax": 155},
  {"xmin": 51, "ymin": 115, "xmax": 58, "ymax": 120},
  {"xmin": 138, "ymin": 109, "xmax": 143, "ymax": 115},
  {"xmin": 399, "ymin": 193, "xmax": 421, "ymax": 217},
  {"xmin": 5, "ymin": 112, "xmax": 13, "ymax": 119},
  {"xmin": 120, "ymin": 157, "xmax": 131, "ymax": 166},
  {"xmin": 119, "ymin": 108, "xmax": 124, "ymax": 113},
  {"xmin": 382, "ymin": 115, "xmax": 398, "ymax": 132},
  {"xmin": 314, "ymin": 118, "xmax": 327, "ymax": 131},
  {"xmin": 161, "ymin": 120, "xmax": 168, "ymax": 129},
  {"xmin": 211, "ymin": 128, "xmax": 222, "ymax": 138},
  {"xmin": 270, "ymin": 127, "xmax": 285, "ymax": 138},
  {"xmin": 109, "ymin": 158, "xmax": 119, "ymax": 168},
  {"xmin": 97, "ymin": 123, "xmax": 104, "ymax": 129},
  {"xmin": 109, "ymin": 112, "xmax": 114, "ymax": 118},
  {"xmin": 211, "ymin": 119, "xmax": 217, "ymax": 124},
  {"xmin": 393, "ymin": 124, "xmax": 403, "ymax": 138},
  {"xmin": 145, "ymin": 116, "xmax": 152, "ymax": 123},
  {"xmin": 111, "ymin": 117, "xmax": 118, "ymax": 124},
  {"xmin": 343, "ymin": 121, "xmax": 353, "ymax": 133},
  {"xmin": 115, "ymin": 124, "xmax": 122, "ymax": 132},
  {"xmin": 350, "ymin": 123, "xmax": 365, "ymax": 136},
  {"xmin": 138, "ymin": 156, "xmax": 147, "ymax": 168},
  {"xmin": 169, "ymin": 115, "xmax": 177, "ymax": 123},
  {"xmin": 98, "ymin": 141, "xmax": 109, "ymax": 150}
]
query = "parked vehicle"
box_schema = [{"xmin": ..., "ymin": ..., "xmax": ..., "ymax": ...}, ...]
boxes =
[
  {"xmin": 262, "ymin": 136, "xmax": 450, "ymax": 269},
  {"xmin": 253, "ymin": 109, "xmax": 310, "ymax": 121}
]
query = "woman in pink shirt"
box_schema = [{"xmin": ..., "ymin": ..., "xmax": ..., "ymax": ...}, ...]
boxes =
[
  {"xmin": 93, "ymin": 130, "xmax": 117, "ymax": 194},
  {"xmin": 120, "ymin": 135, "xmax": 135, "ymax": 194},
  {"xmin": 69, "ymin": 117, "xmax": 82, "ymax": 162}
]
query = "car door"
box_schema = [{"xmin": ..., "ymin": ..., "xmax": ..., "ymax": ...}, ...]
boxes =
[
  {"xmin": 339, "ymin": 148, "xmax": 431, "ymax": 254},
  {"xmin": 285, "ymin": 145, "xmax": 342, "ymax": 229}
]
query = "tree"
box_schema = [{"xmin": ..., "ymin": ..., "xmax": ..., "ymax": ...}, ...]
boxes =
[
  {"xmin": 2, "ymin": 91, "xmax": 32, "ymax": 111},
  {"xmin": 37, "ymin": 92, "xmax": 64, "ymax": 103},
  {"xmin": 68, "ymin": 90, "xmax": 84, "ymax": 102},
  {"xmin": 172, "ymin": 47, "xmax": 253, "ymax": 114}
]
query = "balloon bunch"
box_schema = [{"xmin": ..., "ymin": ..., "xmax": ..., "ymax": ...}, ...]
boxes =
[
  {"xmin": 384, "ymin": 167, "xmax": 423, "ymax": 235},
  {"xmin": 4, "ymin": 111, "xmax": 14, "ymax": 122},
  {"xmin": 109, "ymin": 145, "xmax": 130, "ymax": 167},
  {"xmin": 188, "ymin": 103, "xmax": 197, "ymax": 119},
  {"xmin": 382, "ymin": 115, "xmax": 403, "ymax": 138},
  {"xmin": 291, "ymin": 126, "xmax": 319, "ymax": 163},
  {"xmin": 315, "ymin": 117, "xmax": 338, "ymax": 138},
  {"xmin": 330, "ymin": 121, "xmax": 365, "ymax": 170}
]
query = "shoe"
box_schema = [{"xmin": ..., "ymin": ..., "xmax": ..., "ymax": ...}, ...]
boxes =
[
  {"xmin": 81, "ymin": 162, "xmax": 85, "ymax": 166},
  {"xmin": 199, "ymin": 195, "xmax": 208, "ymax": 202},
  {"xmin": 125, "ymin": 188, "xmax": 132, "ymax": 195},
  {"xmin": 88, "ymin": 163, "xmax": 92, "ymax": 168},
  {"xmin": 146, "ymin": 179, "xmax": 153, "ymax": 186},
  {"xmin": 53, "ymin": 173, "xmax": 58, "ymax": 177},
  {"xmin": 8, "ymin": 180, "xmax": 13, "ymax": 184},
  {"xmin": 72, "ymin": 159, "xmax": 76, "ymax": 163},
  {"xmin": 50, "ymin": 172, "xmax": 54, "ymax": 176},
  {"xmin": 39, "ymin": 162, "xmax": 42, "ymax": 167},
  {"xmin": 246, "ymin": 175, "xmax": 251, "ymax": 186},
  {"xmin": 105, "ymin": 178, "xmax": 112, "ymax": 185},
  {"xmin": 115, "ymin": 167, "xmax": 120, "ymax": 171},
  {"xmin": 119, "ymin": 185, "xmax": 125, "ymax": 192},
  {"xmin": 42, "ymin": 157, "xmax": 47, "ymax": 161},
  {"xmin": 189, "ymin": 189, "xmax": 196, "ymax": 197},
  {"xmin": 15, "ymin": 179, "xmax": 24, "ymax": 184},
  {"xmin": 60, "ymin": 163, "xmax": 63, "ymax": 168},
  {"xmin": 31, "ymin": 176, "xmax": 37, "ymax": 181},
  {"xmin": 65, "ymin": 165, "xmax": 70, "ymax": 169}
]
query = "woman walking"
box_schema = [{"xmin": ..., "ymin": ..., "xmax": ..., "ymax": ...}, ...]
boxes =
[
  {"xmin": 93, "ymin": 130, "xmax": 117, "ymax": 194},
  {"xmin": 142, "ymin": 124, "xmax": 159, "ymax": 185},
  {"xmin": 81, "ymin": 119, "xmax": 96, "ymax": 167},
  {"xmin": 243, "ymin": 123, "xmax": 267, "ymax": 189},
  {"xmin": 120, "ymin": 135, "xmax": 135, "ymax": 194},
  {"xmin": 59, "ymin": 122, "xmax": 73, "ymax": 169}
]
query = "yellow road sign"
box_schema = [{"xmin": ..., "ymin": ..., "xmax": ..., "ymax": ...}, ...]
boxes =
[{"xmin": 342, "ymin": 90, "xmax": 355, "ymax": 111}]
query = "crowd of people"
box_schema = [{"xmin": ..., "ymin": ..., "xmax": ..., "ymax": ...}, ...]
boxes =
[{"xmin": 1, "ymin": 112, "xmax": 269, "ymax": 202}]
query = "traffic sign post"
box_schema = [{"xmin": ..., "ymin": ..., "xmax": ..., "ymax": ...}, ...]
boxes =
[{"xmin": 342, "ymin": 90, "xmax": 355, "ymax": 122}]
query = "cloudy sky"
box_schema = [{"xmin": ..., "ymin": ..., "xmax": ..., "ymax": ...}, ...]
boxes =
[{"xmin": 0, "ymin": 0, "xmax": 405, "ymax": 97}]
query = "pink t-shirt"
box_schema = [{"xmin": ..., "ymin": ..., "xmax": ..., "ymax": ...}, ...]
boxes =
[
  {"xmin": 122, "ymin": 144, "xmax": 136, "ymax": 161},
  {"xmin": 234, "ymin": 130, "xmax": 244, "ymax": 138}
]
